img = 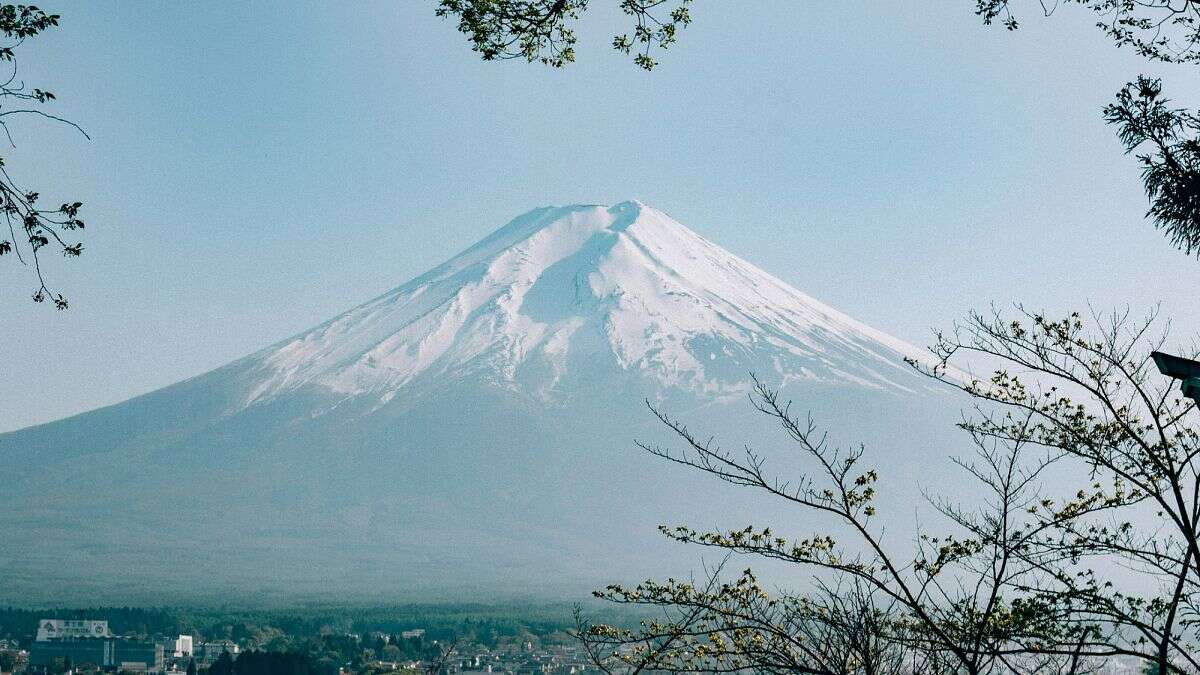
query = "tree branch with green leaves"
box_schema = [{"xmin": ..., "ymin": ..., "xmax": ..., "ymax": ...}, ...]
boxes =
[
  {"xmin": 578, "ymin": 374, "xmax": 1115, "ymax": 674},
  {"xmin": 435, "ymin": 0, "xmax": 691, "ymax": 70},
  {"xmin": 0, "ymin": 4, "xmax": 88, "ymax": 309},
  {"xmin": 915, "ymin": 306, "xmax": 1200, "ymax": 672}
]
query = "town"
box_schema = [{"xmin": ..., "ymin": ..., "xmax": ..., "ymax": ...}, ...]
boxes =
[{"xmin": 0, "ymin": 613, "xmax": 603, "ymax": 675}]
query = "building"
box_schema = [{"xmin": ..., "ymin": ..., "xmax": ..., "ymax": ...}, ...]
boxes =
[
  {"xmin": 172, "ymin": 636, "xmax": 192, "ymax": 659},
  {"xmin": 30, "ymin": 618, "xmax": 162, "ymax": 673},
  {"xmin": 29, "ymin": 639, "xmax": 163, "ymax": 672},
  {"xmin": 36, "ymin": 620, "xmax": 111, "ymax": 642},
  {"xmin": 112, "ymin": 641, "xmax": 163, "ymax": 673},
  {"xmin": 200, "ymin": 640, "xmax": 239, "ymax": 663}
]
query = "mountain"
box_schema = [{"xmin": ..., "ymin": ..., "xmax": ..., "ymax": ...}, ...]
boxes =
[
  {"xmin": 232, "ymin": 200, "xmax": 933, "ymax": 413},
  {"xmin": 0, "ymin": 202, "xmax": 960, "ymax": 605}
]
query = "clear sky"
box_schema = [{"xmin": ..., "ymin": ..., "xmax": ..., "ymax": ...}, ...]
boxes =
[{"xmin": 3, "ymin": 2, "xmax": 1200, "ymax": 432}]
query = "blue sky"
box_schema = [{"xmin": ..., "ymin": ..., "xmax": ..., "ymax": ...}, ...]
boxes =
[{"xmin": 3, "ymin": 2, "xmax": 1200, "ymax": 432}]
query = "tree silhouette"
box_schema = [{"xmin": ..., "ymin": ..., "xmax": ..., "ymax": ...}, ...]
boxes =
[
  {"xmin": 0, "ymin": 4, "xmax": 88, "ymax": 309},
  {"xmin": 975, "ymin": 0, "xmax": 1200, "ymax": 64},
  {"xmin": 211, "ymin": 651, "xmax": 234, "ymax": 675},
  {"xmin": 435, "ymin": 0, "xmax": 691, "ymax": 70}
]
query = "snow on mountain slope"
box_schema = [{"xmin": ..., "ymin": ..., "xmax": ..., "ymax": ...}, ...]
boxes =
[
  {"xmin": 239, "ymin": 201, "xmax": 931, "ymax": 410},
  {"xmin": 0, "ymin": 200, "xmax": 963, "ymax": 605}
]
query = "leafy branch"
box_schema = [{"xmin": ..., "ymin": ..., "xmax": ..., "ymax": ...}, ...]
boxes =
[
  {"xmin": 435, "ymin": 0, "xmax": 690, "ymax": 70},
  {"xmin": 0, "ymin": 4, "xmax": 89, "ymax": 309}
]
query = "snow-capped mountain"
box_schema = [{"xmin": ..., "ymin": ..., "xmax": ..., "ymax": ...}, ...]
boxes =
[
  {"xmin": 0, "ymin": 202, "xmax": 957, "ymax": 605},
  {"xmin": 239, "ymin": 201, "xmax": 931, "ymax": 411}
]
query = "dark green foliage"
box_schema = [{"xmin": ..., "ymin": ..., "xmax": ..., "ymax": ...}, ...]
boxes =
[
  {"xmin": 436, "ymin": 0, "xmax": 586, "ymax": 67},
  {"xmin": 0, "ymin": 4, "xmax": 89, "ymax": 309},
  {"xmin": 0, "ymin": 607, "xmax": 187, "ymax": 644},
  {"xmin": 1104, "ymin": 76, "xmax": 1200, "ymax": 254},
  {"xmin": 225, "ymin": 651, "xmax": 325, "ymax": 675},
  {"xmin": 209, "ymin": 652, "xmax": 234, "ymax": 675},
  {"xmin": 435, "ymin": 0, "xmax": 691, "ymax": 70},
  {"xmin": 976, "ymin": 3, "xmax": 1200, "ymax": 257}
]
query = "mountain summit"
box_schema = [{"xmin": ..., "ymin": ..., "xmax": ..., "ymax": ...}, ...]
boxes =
[
  {"xmin": 238, "ymin": 201, "xmax": 928, "ymax": 413},
  {"xmin": 0, "ymin": 202, "xmax": 950, "ymax": 604}
]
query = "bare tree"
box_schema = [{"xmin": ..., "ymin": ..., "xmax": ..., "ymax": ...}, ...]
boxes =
[
  {"xmin": 576, "ymin": 371, "xmax": 1114, "ymax": 674},
  {"xmin": 577, "ymin": 574, "xmax": 920, "ymax": 675},
  {"xmin": 915, "ymin": 307, "xmax": 1200, "ymax": 673},
  {"xmin": 577, "ymin": 306, "xmax": 1200, "ymax": 673}
]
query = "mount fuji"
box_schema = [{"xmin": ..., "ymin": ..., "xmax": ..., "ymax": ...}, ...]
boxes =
[{"xmin": 0, "ymin": 202, "xmax": 959, "ymax": 604}]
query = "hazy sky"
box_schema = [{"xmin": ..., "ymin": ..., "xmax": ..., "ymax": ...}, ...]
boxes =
[{"xmin": 4, "ymin": 2, "xmax": 1200, "ymax": 432}]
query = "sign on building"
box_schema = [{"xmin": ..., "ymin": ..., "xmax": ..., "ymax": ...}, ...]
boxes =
[{"xmin": 36, "ymin": 620, "xmax": 112, "ymax": 641}]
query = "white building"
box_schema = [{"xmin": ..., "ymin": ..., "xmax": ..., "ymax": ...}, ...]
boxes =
[{"xmin": 201, "ymin": 640, "xmax": 239, "ymax": 662}]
